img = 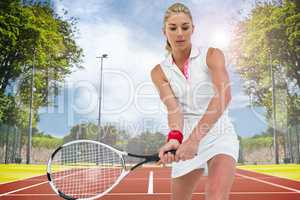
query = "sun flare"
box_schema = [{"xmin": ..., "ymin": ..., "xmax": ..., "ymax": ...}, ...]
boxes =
[{"xmin": 211, "ymin": 30, "xmax": 231, "ymax": 49}]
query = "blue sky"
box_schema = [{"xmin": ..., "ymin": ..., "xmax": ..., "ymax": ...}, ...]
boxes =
[{"xmin": 38, "ymin": 0, "xmax": 267, "ymax": 138}]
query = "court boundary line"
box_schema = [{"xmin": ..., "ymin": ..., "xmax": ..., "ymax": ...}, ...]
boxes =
[
  {"xmin": 0, "ymin": 170, "xmax": 155, "ymax": 197},
  {"xmin": 0, "ymin": 176, "xmax": 153, "ymax": 197},
  {"xmin": 0, "ymin": 168, "xmax": 91, "ymax": 196},
  {"xmin": 2, "ymin": 169, "xmax": 300, "ymax": 197},
  {"xmin": 236, "ymin": 173, "xmax": 300, "ymax": 193},
  {"xmin": 4, "ymin": 191, "xmax": 300, "ymax": 196},
  {"xmin": 0, "ymin": 181, "xmax": 48, "ymax": 197},
  {"xmin": 0, "ymin": 175, "xmax": 295, "ymax": 185},
  {"xmin": 147, "ymin": 171, "xmax": 153, "ymax": 194},
  {"xmin": 237, "ymin": 168, "xmax": 300, "ymax": 183}
]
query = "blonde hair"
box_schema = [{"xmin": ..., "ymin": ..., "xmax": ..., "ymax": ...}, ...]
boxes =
[{"xmin": 163, "ymin": 3, "xmax": 193, "ymax": 53}]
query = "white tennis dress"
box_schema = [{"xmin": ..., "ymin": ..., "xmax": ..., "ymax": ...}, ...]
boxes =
[{"xmin": 159, "ymin": 45, "xmax": 239, "ymax": 178}]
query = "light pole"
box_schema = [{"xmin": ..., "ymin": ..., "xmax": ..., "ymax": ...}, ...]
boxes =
[
  {"xmin": 270, "ymin": 52, "xmax": 279, "ymax": 164},
  {"xmin": 26, "ymin": 49, "xmax": 35, "ymax": 164},
  {"xmin": 96, "ymin": 54, "xmax": 108, "ymax": 141}
]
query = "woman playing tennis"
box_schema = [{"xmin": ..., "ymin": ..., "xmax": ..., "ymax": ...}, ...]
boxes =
[{"xmin": 151, "ymin": 3, "xmax": 239, "ymax": 200}]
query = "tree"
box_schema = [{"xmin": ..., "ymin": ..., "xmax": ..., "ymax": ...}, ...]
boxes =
[
  {"xmin": 0, "ymin": 0, "xmax": 83, "ymax": 129},
  {"xmin": 230, "ymin": 0, "xmax": 300, "ymax": 161},
  {"xmin": 127, "ymin": 131, "xmax": 165, "ymax": 155},
  {"xmin": 63, "ymin": 123, "xmax": 122, "ymax": 148},
  {"xmin": 231, "ymin": 0, "xmax": 299, "ymax": 104},
  {"xmin": 63, "ymin": 123, "xmax": 97, "ymax": 143}
]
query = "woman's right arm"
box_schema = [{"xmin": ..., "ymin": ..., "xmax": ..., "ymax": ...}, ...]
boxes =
[
  {"xmin": 151, "ymin": 64, "xmax": 183, "ymax": 132},
  {"xmin": 151, "ymin": 64, "xmax": 183, "ymax": 163}
]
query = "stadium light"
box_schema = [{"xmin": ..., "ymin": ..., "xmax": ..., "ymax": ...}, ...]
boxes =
[
  {"xmin": 26, "ymin": 49, "xmax": 36, "ymax": 164},
  {"xmin": 96, "ymin": 54, "xmax": 108, "ymax": 141}
]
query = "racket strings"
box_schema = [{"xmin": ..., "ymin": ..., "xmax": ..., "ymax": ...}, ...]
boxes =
[{"xmin": 51, "ymin": 142, "xmax": 123, "ymax": 199}]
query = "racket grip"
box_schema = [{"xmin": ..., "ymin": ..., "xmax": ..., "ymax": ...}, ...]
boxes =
[
  {"xmin": 165, "ymin": 149, "xmax": 176, "ymax": 155},
  {"xmin": 150, "ymin": 149, "xmax": 177, "ymax": 162},
  {"xmin": 154, "ymin": 149, "xmax": 176, "ymax": 162}
]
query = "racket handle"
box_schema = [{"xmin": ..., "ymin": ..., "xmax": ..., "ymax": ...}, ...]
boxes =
[
  {"xmin": 153, "ymin": 149, "xmax": 177, "ymax": 162},
  {"xmin": 129, "ymin": 149, "xmax": 178, "ymax": 170},
  {"xmin": 165, "ymin": 149, "xmax": 176, "ymax": 155},
  {"xmin": 128, "ymin": 150, "xmax": 177, "ymax": 163}
]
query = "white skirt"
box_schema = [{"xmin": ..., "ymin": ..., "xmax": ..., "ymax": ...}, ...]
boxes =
[{"xmin": 171, "ymin": 115, "xmax": 240, "ymax": 178}]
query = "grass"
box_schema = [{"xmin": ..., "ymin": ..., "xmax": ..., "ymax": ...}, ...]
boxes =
[
  {"xmin": 238, "ymin": 164, "xmax": 300, "ymax": 181},
  {"xmin": 1, "ymin": 163, "xmax": 300, "ymax": 184},
  {"xmin": 0, "ymin": 164, "xmax": 47, "ymax": 184},
  {"xmin": 0, "ymin": 163, "xmax": 122, "ymax": 184},
  {"xmin": 0, "ymin": 163, "xmax": 98, "ymax": 183}
]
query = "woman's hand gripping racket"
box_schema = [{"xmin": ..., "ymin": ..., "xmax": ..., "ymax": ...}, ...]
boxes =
[{"xmin": 47, "ymin": 139, "xmax": 175, "ymax": 200}]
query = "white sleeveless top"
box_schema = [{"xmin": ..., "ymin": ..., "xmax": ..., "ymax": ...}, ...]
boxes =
[{"xmin": 159, "ymin": 45, "xmax": 239, "ymax": 178}]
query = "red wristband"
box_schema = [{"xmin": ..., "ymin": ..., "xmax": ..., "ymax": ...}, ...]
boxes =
[{"xmin": 167, "ymin": 130, "xmax": 183, "ymax": 144}]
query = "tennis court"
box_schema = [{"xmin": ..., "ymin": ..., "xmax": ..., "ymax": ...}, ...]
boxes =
[
  {"xmin": 1, "ymin": 1, "xmax": 300, "ymax": 200},
  {"xmin": 1, "ymin": 167, "xmax": 300, "ymax": 200}
]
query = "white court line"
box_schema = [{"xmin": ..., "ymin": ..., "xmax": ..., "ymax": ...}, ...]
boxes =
[
  {"xmin": 236, "ymin": 173, "xmax": 300, "ymax": 193},
  {"xmin": 236, "ymin": 170, "xmax": 300, "ymax": 183},
  {"xmin": 151, "ymin": 177, "xmax": 299, "ymax": 181},
  {"xmin": 0, "ymin": 176, "xmax": 152, "ymax": 197},
  {"xmin": 3, "ymin": 171, "xmax": 299, "ymax": 197},
  {"xmin": 5, "ymin": 191, "xmax": 300, "ymax": 196},
  {"xmin": 147, "ymin": 171, "xmax": 153, "ymax": 194},
  {"xmin": 0, "ymin": 181, "xmax": 48, "ymax": 197},
  {"xmin": 0, "ymin": 169, "xmax": 88, "ymax": 196}
]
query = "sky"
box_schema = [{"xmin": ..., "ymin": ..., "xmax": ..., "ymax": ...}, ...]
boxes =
[{"xmin": 37, "ymin": 0, "xmax": 268, "ymax": 138}]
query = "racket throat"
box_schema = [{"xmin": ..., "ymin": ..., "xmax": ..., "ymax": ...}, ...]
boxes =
[
  {"xmin": 58, "ymin": 190, "xmax": 77, "ymax": 200},
  {"xmin": 130, "ymin": 160, "xmax": 149, "ymax": 171}
]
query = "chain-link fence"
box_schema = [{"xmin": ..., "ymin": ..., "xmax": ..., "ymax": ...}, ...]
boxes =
[
  {"xmin": 0, "ymin": 124, "xmax": 22, "ymax": 164},
  {"xmin": 0, "ymin": 123, "xmax": 60, "ymax": 164},
  {"xmin": 285, "ymin": 124, "xmax": 300, "ymax": 164}
]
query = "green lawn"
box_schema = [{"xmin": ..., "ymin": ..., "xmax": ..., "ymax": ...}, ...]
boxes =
[
  {"xmin": 238, "ymin": 164, "xmax": 300, "ymax": 181},
  {"xmin": 0, "ymin": 164, "xmax": 47, "ymax": 183},
  {"xmin": 1, "ymin": 164, "xmax": 300, "ymax": 184},
  {"xmin": 0, "ymin": 164, "xmax": 111, "ymax": 184}
]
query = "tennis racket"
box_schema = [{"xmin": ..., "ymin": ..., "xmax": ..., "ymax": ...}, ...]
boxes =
[{"xmin": 47, "ymin": 139, "xmax": 175, "ymax": 200}]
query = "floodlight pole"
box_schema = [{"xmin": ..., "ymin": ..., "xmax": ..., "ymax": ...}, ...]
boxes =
[
  {"xmin": 96, "ymin": 54, "xmax": 108, "ymax": 141},
  {"xmin": 26, "ymin": 49, "xmax": 35, "ymax": 164},
  {"xmin": 270, "ymin": 52, "xmax": 279, "ymax": 164}
]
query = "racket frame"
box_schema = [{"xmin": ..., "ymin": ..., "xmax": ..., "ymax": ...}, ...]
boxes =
[{"xmin": 47, "ymin": 140, "xmax": 129, "ymax": 200}]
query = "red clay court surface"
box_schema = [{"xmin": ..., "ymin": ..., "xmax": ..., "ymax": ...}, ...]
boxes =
[{"xmin": 0, "ymin": 167, "xmax": 300, "ymax": 200}]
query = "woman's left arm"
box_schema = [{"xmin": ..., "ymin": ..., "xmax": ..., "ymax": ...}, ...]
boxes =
[{"xmin": 175, "ymin": 47, "xmax": 232, "ymax": 161}]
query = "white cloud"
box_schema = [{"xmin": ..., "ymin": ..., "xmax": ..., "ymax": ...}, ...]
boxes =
[
  {"xmin": 41, "ymin": 0, "xmax": 260, "ymax": 136},
  {"xmin": 53, "ymin": 1, "xmax": 167, "ymax": 133}
]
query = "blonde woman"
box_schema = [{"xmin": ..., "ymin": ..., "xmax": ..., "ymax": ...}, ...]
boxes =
[{"xmin": 151, "ymin": 3, "xmax": 239, "ymax": 200}]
